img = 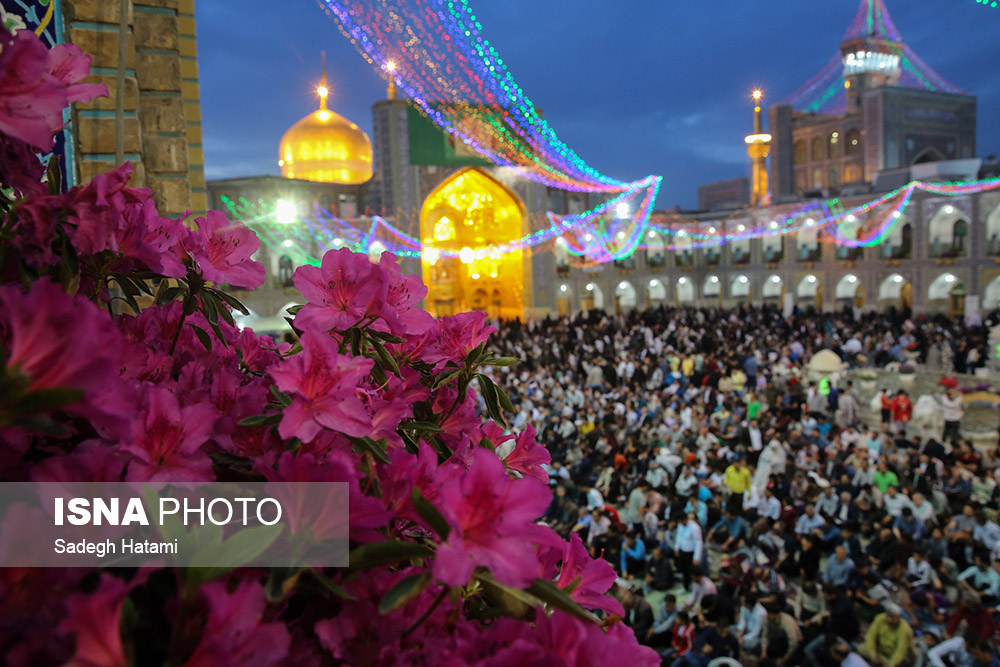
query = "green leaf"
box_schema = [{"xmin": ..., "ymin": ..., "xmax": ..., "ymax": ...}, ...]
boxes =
[
  {"xmin": 348, "ymin": 540, "xmax": 434, "ymax": 570},
  {"xmin": 371, "ymin": 363, "xmax": 388, "ymax": 387},
  {"xmin": 370, "ymin": 338, "xmax": 400, "ymax": 376},
  {"xmin": 487, "ymin": 357, "xmax": 520, "ymax": 367},
  {"xmin": 496, "ymin": 385, "xmax": 515, "ymax": 415},
  {"xmin": 10, "ymin": 387, "xmax": 85, "ymax": 414},
  {"xmin": 399, "ymin": 421, "xmax": 443, "ymax": 433},
  {"xmin": 285, "ymin": 304, "xmax": 303, "ymax": 316},
  {"xmin": 379, "ymin": 572, "xmax": 434, "ymax": 615},
  {"xmin": 465, "ymin": 342, "xmax": 487, "ymax": 367},
  {"xmin": 264, "ymin": 567, "xmax": 301, "ymax": 602},
  {"xmin": 188, "ymin": 523, "xmax": 283, "ymax": 582},
  {"xmin": 474, "ymin": 571, "xmax": 539, "ymax": 620},
  {"xmin": 269, "ymin": 386, "xmax": 292, "ymax": 407},
  {"xmin": 238, "ymin": 413, "xmax": 282, "ymax": 428},
  {"xmin": 46, "ymin": 154, "xmax": 62, "ymax": 195},
  {"xmin": 210, "ymin": 288, "xmax": 250, "ymax": 315},
  {"xmin": 527, "ymin": 578, "xmax": 599, "ymax": 623},
  {"xmin": 369, "ymin": 330, "xmax": 406, "ymax": 344},
  {"xmin": 411, "ymin": 488, "xmax": 450, "ymax": 540},
  {"xmin": 188, "ymin": 324, "xmax": 212, "ymax": 351},
  {"xmin": 352, "ymin": 435, "xmax": 391, "ymax": 464},
  {"xmin": 307, "ymin": 568, "xmax": 356, "ymax": 600},
  {"xmin": 475, "ymin": 374, "xmax": 506, "ymax": 427},
  {"xmin": 156, "ymin": 285, "xmax": 186, "ymax": 306},
  {"xmin": 433, "ymin": 368, "xmax": 463, "ymax": 390}
]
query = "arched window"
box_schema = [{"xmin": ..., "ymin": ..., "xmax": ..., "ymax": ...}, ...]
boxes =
[
  {"xmin": 954, "ymin": 219, "xmax": 968, "ymax": 255},
  {"xmin": 828, "ymin": 132, "xmax": 840, "ymax": 159},
  {"xmin": 828, "ymin": 167, "xmax": 839, "ymax": 188},
  {"xmin": 845, "ymin": 129, "xmax": 861, "ymax": 156},
  {"xmin": 793, "ymin": 140, "xmax": 808, "ymax": 164},
  {"xmin": 811, "ymin": 137, "xmax": 824, "ymax": 162},
  {"xmin": 844, "ymin": 164, "xmax": 861, "ymax": 184},
  {"xmin": 278, "ymin": 255, "xmax": 294, "ymax": 288}
]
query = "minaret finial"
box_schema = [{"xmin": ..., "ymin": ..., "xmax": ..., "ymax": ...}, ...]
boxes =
[
  {"xmin": 317, "ymin": 50, "xmax": 329, "ymax": 111},
  {"xmin": 386, "ymin": 60, "xmax": 397, "ymax": 101}
]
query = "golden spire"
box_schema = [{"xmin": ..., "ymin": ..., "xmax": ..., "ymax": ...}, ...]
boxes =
[
  {"xmin": 386, "ymin": 60, "xmax": 397, "ymax": 101},
  {"xmin": 744, "ymin": 89, "xmax": 771, "ymax": 207},
  {"xmin": 317, "ymin": 50, "xmax": 329, "ymax": 112}
]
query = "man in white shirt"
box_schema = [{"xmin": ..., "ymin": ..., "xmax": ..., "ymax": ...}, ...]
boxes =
[{"xmin": 674, "ymin": 513, "xmax": 703, "ymax": 589}]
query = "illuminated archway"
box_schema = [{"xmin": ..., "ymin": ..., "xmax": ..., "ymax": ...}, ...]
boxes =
[
  {"xmin": 420, "ymin": 168, "xmax": 527, "ymax": 319},
  {"xmin": 615, "ymin": 280, "xmax": 637, "ymax": 313},
  {"xmin": 676, "ymin": 277, "xmax": 694, "ymax": 304}
]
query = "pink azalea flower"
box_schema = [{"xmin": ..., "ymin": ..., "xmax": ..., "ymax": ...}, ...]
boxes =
[
  {"xmin": 123, "ymin": 386, "xmax": 216, "ymax": 481},
  {"xmin": 379, "ymin": 442, "xmax": 440, "ymax": 522},
  {"xmin": 376, "ymin": 252, "xmax": 434, "ymax": 335},
  {"xmin": 292, "ymin": 247, "xmax": 387, "ymax": 332},
  {"xmin": 367, "ymin": 369, "xmax": 429, "ymax": 449},
  {"xmin": 190, "ymin": 210, "xmax": 265, "ymax": 288},
  {"xmin": 57, "ymin": 574, "xmax": 131, "ymax": 667},
  {"xmin": 0, "ymin": 132, "xmax": 45, "ymax": 197},
  {"xmin": 434, "ymin": 448, "xmax": 552, "ymax": 588},
  {"xmin": 534, "ymin": 609, "xmax": 660, "ymax": 667},
  {"xmin": 114, "ymin": 198, "xmax": 188, "ymax": 278},
  {"xmin": 31, "ymin": 440, "xmax": 126, "ymax": 483},
  {"xmin": 554, "ymin": 533, "xmax": 623, "ymax": 616},
  {"xmin": 47, "ymin": 43, "xmax": 107, "ymax": 104},
  {"xmin": 420, "ymin": 310, "xmax": 497, "ymax": 366},
  {"xmin": 268, "ymin": 330, "xmax": 374, "ymax": 443},
  {"xmin": 261, "ymin": 451, "xmax": 390, "ymax": 544},
  {"xmin": 315, "ymin": 567, "xmax": 453, "ymax": 664},
  {"xmin": 8, "ymin": 192, "xmax": 66, "ymax": 266},
  {"xmin": 236, "ymin": 328, "xmax": 283, "ymax": 373},
  {"xmin": 503, "ymin": 425, "xmax": 551, "ymax": 483},
  {"xmin": 0, "ymin": 28, "xmax": 67, "ymax": 150},
  {"xmin": 185, "ymin": 580, "xmax": 290, "ymax": 667},
  {"xmin": 0, "ymin": 279, "xmax": 126, "ymax": 426},
  {"xmin": 65, "ymin": 162, "xmax": 151, "ymax": 257}
]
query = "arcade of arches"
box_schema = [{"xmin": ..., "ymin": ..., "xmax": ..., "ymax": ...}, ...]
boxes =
[{"xmin": 420, "ymin": 168, "xmax": 529, "ymax": 319}]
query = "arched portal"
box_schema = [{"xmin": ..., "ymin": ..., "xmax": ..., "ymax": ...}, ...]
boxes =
[
  {"xmin": 797, "ymin": 274, "xmax": 822, "ymax": 310},
  {"xmin": 615, "ymin": 280, "xmax": 637, "ymax": 314},
  {"xmin": 928, "ymin": 205, "xmax": 970, "ymax": 258},
  {"xmin": 835, "ymin": 274, "xmax": 863, "ymax": 306},
  {"xmin": 420, "ymin": 168, "xmax": 527, "ymax": 319},
  {"xmin": 986, "ymin": 204, "xmax": 1000, "ymax": 256},
  {"xmin": 676, "ymin": 277, "xmax": 694, "ymax": 304},
  {"xmin": 582, "ymin": 282, "xmax": 605, "ymax": 311},
  {"xmin": 878, "ymin": 273, "xmax": 911, "ymax": 310},
  {"xmin": 647, "ymin": 279, "xmax": 667, "ymax": 306},
  {"xmin": 731, "ymin": 274, "xmax": 751, "ymax": 302},
  {"xmin": 763, "ymin": 275, "xmax": 783, "ymax": 301},
  {"xmin": 983, "ymin": 276, "xmax": 1000, "ymax": 310},
  {"xmin": 703, "ymin": 275, "xmax": 721, "ymax": 299}
]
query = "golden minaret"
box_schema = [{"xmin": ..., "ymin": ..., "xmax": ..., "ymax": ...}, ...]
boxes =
[{"xmin": 744, "ymin": 89, "xmax": 771, "ymax": 207}]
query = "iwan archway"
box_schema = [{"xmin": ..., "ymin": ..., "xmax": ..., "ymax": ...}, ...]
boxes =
[{"xmin": 420, "ymin": 168, "xmax": 528, "ymax": 319}]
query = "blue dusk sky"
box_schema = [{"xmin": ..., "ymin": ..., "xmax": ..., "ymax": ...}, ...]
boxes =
[{"xmin": 194, "ymin": 0, "xmax": 999, "ymax": 208}]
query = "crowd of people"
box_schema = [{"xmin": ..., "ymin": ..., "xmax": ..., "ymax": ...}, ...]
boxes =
[{"xmin": 486, "ymin": 305, "xmax": 1000, "ymax": 667}]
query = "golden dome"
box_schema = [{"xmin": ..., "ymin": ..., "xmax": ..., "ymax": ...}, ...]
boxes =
[{"xmin": 278, "ymin": 58, "xmax": 373, "ymax": 185}]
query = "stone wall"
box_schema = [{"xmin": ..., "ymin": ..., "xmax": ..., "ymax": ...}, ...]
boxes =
[{"xmin": 63, "ymin": 0, "xmax": 206, "ymax": 216}]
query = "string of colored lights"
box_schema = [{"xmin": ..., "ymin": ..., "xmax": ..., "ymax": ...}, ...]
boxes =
[
  {"xmin": 781, "ymin": 0, "xmax": 963, "ymax": 113},
  {"xmin": 228, "ymin": 177, "xmax": 1000, "ymax": 267},
  {"xmin": 315, "ymin": 0, "xmax": 652, "ymax": 194}
]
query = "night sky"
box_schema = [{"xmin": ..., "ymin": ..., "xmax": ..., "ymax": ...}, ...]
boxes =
[{"xmin": 195, "ymin": 0, "xmax": 999, "ymax": 209}]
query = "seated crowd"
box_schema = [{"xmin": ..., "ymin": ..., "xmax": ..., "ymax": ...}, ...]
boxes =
[{"xmin": 486, "ymin": 305, "xmax": 999, "ymax": 667}]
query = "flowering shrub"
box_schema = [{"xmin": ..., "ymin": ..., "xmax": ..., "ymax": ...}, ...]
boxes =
[{"xmin": 0, "ymin": 28, "xmax": 655, "ymax": 665}]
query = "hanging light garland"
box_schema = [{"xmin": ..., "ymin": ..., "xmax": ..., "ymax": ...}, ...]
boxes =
[{"xmin": 228, "ymin": 177, "xmax": 1000, "ymax": 266}]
